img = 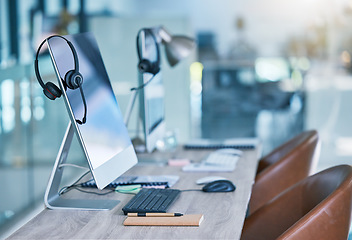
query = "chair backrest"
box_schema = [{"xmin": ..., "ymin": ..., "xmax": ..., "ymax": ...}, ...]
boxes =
[
  {"xmin": 241, "ymin": 165, "xmax": 352, "ymax": 240},
  {"xmin": 249, "ymin": 130, "xmax": 319, "ymax": 214}
]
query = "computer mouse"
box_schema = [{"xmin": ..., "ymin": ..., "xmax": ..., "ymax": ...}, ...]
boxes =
[
  {"xmin": 196, "ymin": 176, "xmax": 228, "ymax": 185},
  {"xmin": 202, "ymin": 180, "xmax": 236, "ymax": 192}
]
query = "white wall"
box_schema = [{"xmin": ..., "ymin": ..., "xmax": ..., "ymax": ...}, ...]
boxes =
[{"xmin": 93, "ymin": 0, "xmax": 341, "ymax": 57}]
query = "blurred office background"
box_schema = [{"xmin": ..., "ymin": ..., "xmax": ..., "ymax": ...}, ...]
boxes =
[{"xmin": 1, "ymin": 0, "xmax": 352, "ymax": 237}]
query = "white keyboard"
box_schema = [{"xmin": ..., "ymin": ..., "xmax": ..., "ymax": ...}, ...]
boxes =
[
  {"xmin": 182, "ymin": 149, "xmax": 241, "ymax": 172},
  {"xmin": 204, "ymin": 152, "xmax": 239, "ymax": 166}
]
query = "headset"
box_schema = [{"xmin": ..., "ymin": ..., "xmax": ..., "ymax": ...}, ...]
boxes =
[
  {"xmin": 136, "ymin": 28, "xmax": 160, "ymax": 75},
  {"xmin": 34, "ymin": 35, "xmax": 87, "ymax": 125}
]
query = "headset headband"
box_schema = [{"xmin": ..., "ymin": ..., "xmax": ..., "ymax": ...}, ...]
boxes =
[
  {"xmin": 34, "ymin": 35, "xmax": 87, "ymax": 125},
  {"xmin": 136, "ymin": 28, "xmax": 160, "ymax": 73},
  {"xmin": 34, "ymin": 35, "xmax": 79, "ymax": 88}
]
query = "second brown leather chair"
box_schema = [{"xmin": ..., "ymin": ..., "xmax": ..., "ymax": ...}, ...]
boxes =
[
  {"xmin": 241, "ymin": 164, "xmax": 352, "ymax": 240},
  {"xmin": 249, "ymin": 130, "xmax": 319, "ymax": 214}
]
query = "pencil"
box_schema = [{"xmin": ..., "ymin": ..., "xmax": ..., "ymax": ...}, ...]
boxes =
[{"xmin": 127, "ymin": 212, "xmax": 183, "ymax": 217}]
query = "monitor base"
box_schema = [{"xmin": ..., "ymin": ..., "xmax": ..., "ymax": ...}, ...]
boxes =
[{"xmin": 44, "ymin": 122, "xmax": 119, "ymax": 210}]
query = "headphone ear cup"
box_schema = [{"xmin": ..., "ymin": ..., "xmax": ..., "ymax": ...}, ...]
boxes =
[
  {"xmin": 151, "ymin": 64, "xmax": 160, "ymax": 75},
  {"xmin": 138, "ymin": 59, "xmax": 160, "ymax": 75},
  {"xmin": 44, "ymin": 82, "xmax": 61, "ymax": 100},
  {"xmin": 64, "ymin": 70, "xmax": 75, "ymax": 89},
  {"xmin": 65, "ymin": 70, "xmax": 83, "ymax": 89},
  {"xmin": 138, "ymin": 59, "xmax": 152, "ymax": 73}
]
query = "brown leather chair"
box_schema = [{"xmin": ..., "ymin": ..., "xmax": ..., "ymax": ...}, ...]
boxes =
[
  {"xmin": 249, "ymin": 130, "xmax": 319, "ymax": 214},
  {"xmin": 241, "ymin": 164, "xmax": 352, "ymax": 240}
]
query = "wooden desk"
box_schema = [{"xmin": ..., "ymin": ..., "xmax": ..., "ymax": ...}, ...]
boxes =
[{"xmin": 9, "ymin": 147, "xmax": 261, "ymax": 239}]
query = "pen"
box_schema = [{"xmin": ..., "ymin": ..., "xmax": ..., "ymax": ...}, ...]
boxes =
[{"xmin": 128, "ymin": 213, "xmax": 183, "ymax": 217}]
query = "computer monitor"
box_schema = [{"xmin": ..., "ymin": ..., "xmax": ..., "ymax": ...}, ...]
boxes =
[
  {"xmin": 47, "ymin": 32, "xmax": 138, "ymax": 191},
  {"xmin": 137, "ymin": 30, "xmax": 166, "ymax": 153}
]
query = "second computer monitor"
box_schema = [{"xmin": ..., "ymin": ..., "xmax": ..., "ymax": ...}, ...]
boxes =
[{"xmin": 138, "ymin": 30, "xmax": 166, "ymax": 153}]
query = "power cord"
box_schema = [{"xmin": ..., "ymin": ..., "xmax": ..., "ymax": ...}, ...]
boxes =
[
  {"xmin": 64, "ymin": 186, "xmax": 115, "ymax": 196},
  {"xmin": 59, "ymin": 170, "xmax": 90, "ymax": 195},
  {"xmin": 58, "ymin": 163, "xmax": 89, "ymax": 170},
  {"xmin": 58, "ymin": 170, "xmax": 141, "ymax": 196},
  {"xmin": 58, "ymin": 163, "xmax": 201, "ymax": 196}
]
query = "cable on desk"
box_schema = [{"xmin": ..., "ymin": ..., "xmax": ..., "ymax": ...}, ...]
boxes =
[
  {"xmin": 65, "ymin": 186, "xmax": 115, "ymax": 196},
  {"xmin": 58, "ymin": 163, "xmax": 89, "ymax": 170},
  {"xmin": 58, "ymin": 167, "xmax": 202, "ymax": 196},
  {"xmin": 58, "ymin": 170, "xmax": 138, "ymax": 196},
  {"xmin": 59, "ymin": 170, "xmax": 90, "ymax": 195}
]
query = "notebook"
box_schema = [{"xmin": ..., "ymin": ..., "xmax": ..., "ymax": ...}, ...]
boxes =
[
  {"xmin": 123, "ymin": 214, "xmax": 204, "ymax": 226},
  {"xmin": 184, "ymin": 138, "xmax": 259, "ymax": 150}
]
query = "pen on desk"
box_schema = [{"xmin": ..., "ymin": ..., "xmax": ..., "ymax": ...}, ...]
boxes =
[{"xmin": 128, "ymin": 213, "xmax": 183, "ymax": 217}]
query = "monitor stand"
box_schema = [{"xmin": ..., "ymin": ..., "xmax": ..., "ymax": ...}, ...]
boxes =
[{"xmin": 44, "ymin": 122, "xmax": 120, "ymax": 210}]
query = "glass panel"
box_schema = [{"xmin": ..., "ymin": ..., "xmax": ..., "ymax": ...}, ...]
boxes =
[
  {"xmin": 0, "ymin": 61, "xmax": 86, "ymax": 235},
  {"xmin": 1, "ymin": 79, "xmax": 15, "ymax": 133}
]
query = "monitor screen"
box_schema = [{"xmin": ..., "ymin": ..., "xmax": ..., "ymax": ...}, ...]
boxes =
[
  {"xmin": 47, "ymin": 32, "xmax": 137, "ymax": 189},
  {"xmin": 138, "ymin": 30, "xmax": 166, "ymax": 153}
]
